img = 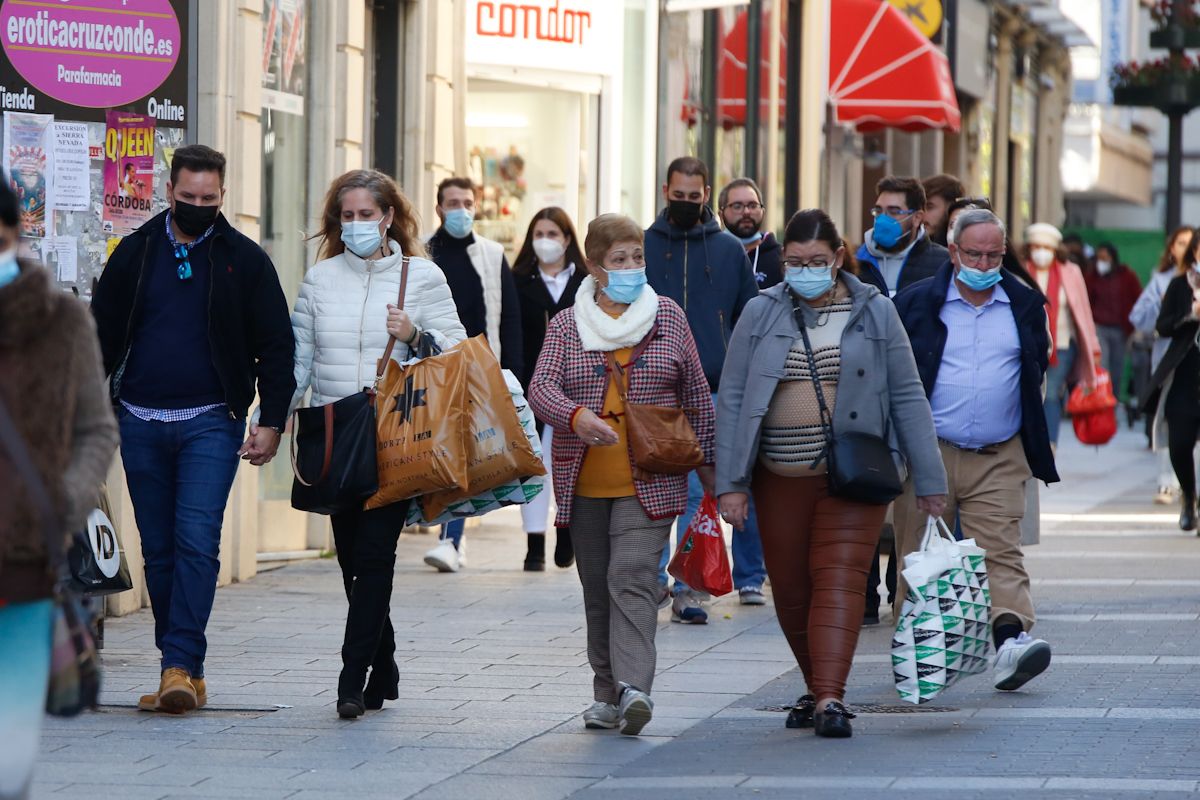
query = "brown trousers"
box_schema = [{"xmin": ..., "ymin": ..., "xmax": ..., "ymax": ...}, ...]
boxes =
[
  {"xmin": 893, "ymin": 436, "xmax": 1036, "ymax": 631},
  {"xmin": 752, "ymin": 466, "xmax": 887, "ymax": 700}
]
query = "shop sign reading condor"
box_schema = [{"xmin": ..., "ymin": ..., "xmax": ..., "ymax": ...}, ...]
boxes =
[
  {"xmin": 0, "ymin": 0, "xmax": 190, "ymax": 128},
  {"xmin": 467, "ymin": 0, "xmax": 619, "ymax": 76}
]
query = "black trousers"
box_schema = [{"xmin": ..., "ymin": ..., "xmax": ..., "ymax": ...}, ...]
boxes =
[
  {"xmin": 1167, "ymin": 378, "xmax": 1200, "ymax": 499},
  {"xmin": 865, "ymin": 531, "xmax": 897, "ymax": 612},
  {"xmin": 330, "ymin": 500, "xmax": 409, "ymax": 691}
]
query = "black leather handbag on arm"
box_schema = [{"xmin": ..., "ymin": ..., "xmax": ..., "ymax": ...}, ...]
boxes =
[{"xmin": 798, "ymin": 322, "xmax": 903, "ymax": 505}]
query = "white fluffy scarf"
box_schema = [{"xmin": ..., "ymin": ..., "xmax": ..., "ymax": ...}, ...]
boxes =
[{"xmin": 573, "ymin": 275, "xmax": 659, "ymax": 352}]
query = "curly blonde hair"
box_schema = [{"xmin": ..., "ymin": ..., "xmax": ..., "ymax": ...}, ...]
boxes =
[{"xmin": 313, "ymin": 169, "xmax": 426, "ymax": 261}]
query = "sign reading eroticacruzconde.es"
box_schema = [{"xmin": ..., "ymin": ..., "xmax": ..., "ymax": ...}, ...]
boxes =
[{"xmin": 0, "ymin": 0, "xmax": 190, "ymax": 128}]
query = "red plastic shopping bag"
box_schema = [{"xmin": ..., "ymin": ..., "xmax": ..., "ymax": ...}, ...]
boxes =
[
  {"xmin": 1067, "ymin": 367, "xmax": 1117, "ymax": 446},
  {"xmin": 667, "ymin": 494, "xmax": 734, "ymax": 597}
]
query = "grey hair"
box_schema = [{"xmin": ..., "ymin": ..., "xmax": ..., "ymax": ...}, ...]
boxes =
[{"xmin": 951, "ymin": 208, "xmax": 1007, "ymax": 244}]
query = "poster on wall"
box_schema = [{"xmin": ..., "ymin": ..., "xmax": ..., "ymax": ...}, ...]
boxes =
[
  {"xmin": 261, "ymin": 0, "xmax": 306, "ymax": 115},
  {"xmin": 3, "ymin": 111, "xmax": 52, "ymax": 238},
  {"xmin": 101, "ymin": 111, "xmax": 155, "ymax": 236},
  {"xmin": 0, "ymin": 0, "xmax": 191, "ymax": 128}
]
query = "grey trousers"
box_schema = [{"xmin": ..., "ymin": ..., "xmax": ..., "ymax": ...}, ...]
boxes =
[
  {"xmin": 571, "ymin": 495, "xmax": 672, "ymax": 703},
  {"xmin": 1096, "ymin": 324, "xmax": 1127, "ymax": 397}
]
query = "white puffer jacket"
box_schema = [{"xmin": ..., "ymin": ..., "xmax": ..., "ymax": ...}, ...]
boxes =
[{"xmin": 290, "ymin": 242, "xmax": 466, "ymax": 411}]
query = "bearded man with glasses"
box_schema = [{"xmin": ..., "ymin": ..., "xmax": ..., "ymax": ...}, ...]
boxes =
[
  {"xmin": 855, "ymin": 175, "xmax": 949, "ymax": 298},
  {"xmin": 718, "ymin": 177, "xmax": 782, "ymax": 290},
  {"xmin": 892, "ymin": 208, "xmax": 1060, "ymax": 693}
]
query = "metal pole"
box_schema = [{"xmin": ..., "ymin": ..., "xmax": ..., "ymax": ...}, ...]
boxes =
[
  {"xmin": 745, "ymin": 0, "xmax": 763, "ymax": 182},
  {"xmin": 701, "ymin": 10, "xmax": 719, "ymax": 174},
  {"xmin": 764, "ymin": 0, "xmax": 783, "ymax": 231},
  {"xmin": 1167, "ymin": 111, "xmax": 1183, "ymax": 231},
  {"xmin": 784, "ymin": 0, "xmax": 802, "ymax": 217}
]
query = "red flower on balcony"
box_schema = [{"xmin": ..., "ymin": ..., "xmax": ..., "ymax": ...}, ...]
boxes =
[
  {"xmin": 1111, "ymin": 53, "xmax": 1200, "ymax": 89},
  {"xmin": 1149, "ymin": 0, "xmax": 1200, "ymax": 27}
]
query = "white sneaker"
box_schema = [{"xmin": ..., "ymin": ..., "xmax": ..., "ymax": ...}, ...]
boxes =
[
  {"xmin": 582, "ymin": 701, "xmax": 619, "ymax": 730},
  {"xmin": 1154, "ymin": 486, "xmax": 1178, "ymax": 505},
  {"xmin": 618, "ymin": 684, "xmax": 653, "ymax": 736},
  {"xmin": 424, "ymin": 540, "xmax": 460, "ymax": 573},
  {"xmin": 671, "ymin": 590, "xmax": 708, "ymax": 624},
  {"xmin": 738, "ymin": 585, "xmax": 767, "ymax": 606},
  {"xmin": 993, "ymin": 632, "xmax": 1051, "ymax": 691}
]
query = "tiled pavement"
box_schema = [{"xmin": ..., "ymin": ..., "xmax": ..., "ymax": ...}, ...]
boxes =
[{"xmin": 33, "ymin": 425, "xmax": 1200, "ymax": 799}]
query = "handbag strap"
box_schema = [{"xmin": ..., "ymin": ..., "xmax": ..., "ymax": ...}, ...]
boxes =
[
  {"xmin": 289, "ymin": 402, "xmax": 336, "ymax": 487},
  {"xmin": 605, "ymin": 321, "xmax": 659, "ymax": 401},
  {"xmin": 374, "ymin": 256, "xmax": 412, "ymax": 382},
  {"xmin": 0, "ymin": 393, "xmax": 64, "ymax": 570},
  {"xmin": 796, "ymin": 322, "xmax": 835, "ymax": 468}
]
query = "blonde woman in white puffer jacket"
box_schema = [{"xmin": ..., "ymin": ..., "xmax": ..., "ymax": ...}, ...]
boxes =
[{"xmin": 290, "ymin": 169, "xmax": 465, "ymax": 720}]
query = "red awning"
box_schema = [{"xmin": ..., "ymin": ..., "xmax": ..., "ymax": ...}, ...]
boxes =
[
  {"xmin": 829, "ymin": 0, "xmax": 961, "ymax": 133},
  {"xmin": 715, "ymin": 10, "xmax": 787, "ymax": 128}
]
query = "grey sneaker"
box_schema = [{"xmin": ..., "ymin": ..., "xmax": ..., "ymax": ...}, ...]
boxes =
[
  {"xmin": 993, "ymin": 632, "xmax": 1051, "ymax": 691},
  {"xmin": 671, "ymin": 590, "xmax": 708, "ymax": 624},
  {"xmin": 618, "ymin": 685, "xmax": 653, "ymax": 736},
  {"xmin": 738, "ymin": 586, "xmax": 766, "ymax": 606},
  {"xmin": 582, "ymin": 701, "xmax": 619, "ymax": 730}
]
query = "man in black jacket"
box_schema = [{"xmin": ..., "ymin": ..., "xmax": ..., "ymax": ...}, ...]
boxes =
[
  {"xmin": 855, "ymin": 175, "xmax": 949, "ymax": 297},
  {"xmin": 718, "ymin": 177, "xmax": 782, "ymax": 289},
  {"xmin": 91, "ymin": 145, "xmax": 295, "ymax": 715},
  {"xmin": 892, "ymin": 208, "xmax": 1058, "ymax": 693}
]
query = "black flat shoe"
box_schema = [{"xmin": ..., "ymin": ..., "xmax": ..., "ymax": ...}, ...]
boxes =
[
  {"xmin": 862, "ymin": 610, "xmax": 881, "ymax": 627},
  {"xmin": 1181, "ymin": 496, "xmax": 1197, "ymax": 531},
  {"xmin": 785, "ymin": 694, "xmax": 815, "ymax": 729},
  {"xmin": 554, "ymin": 527, "xmax": 575, "ymax": 568},
  {"xmin": 337, "ymin": 696, "xmax": 365, "ymax": 719},
  {"xmin": 813, "ymin": 701, "xmax": 856, "ymax": 738},
  {"xmin": 363, "ymin": 661, "xmax": 400, "ymax": 710},
  {"xmin": 523, "ymin": 557, "xmax": 546, "ymax": 572}
]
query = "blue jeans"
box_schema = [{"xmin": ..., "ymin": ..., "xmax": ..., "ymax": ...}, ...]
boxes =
[
  {"xmin": 658, "ymin": 394, "xmax": 767, "ymax": 593},
  {"xmin": 0, "ymin": 600, "xmax": 52, "ymax": 800},
  {"xmin": 1044, "ymin": 344, "xmax": 1077, "ymax": 445},
  {"xmin": 442, "ymin": 518, "xmax": 464, "ymax": 548},
  {"xmin": 119, "ymin": 407, "xmax": 244, "ymax": 677}
]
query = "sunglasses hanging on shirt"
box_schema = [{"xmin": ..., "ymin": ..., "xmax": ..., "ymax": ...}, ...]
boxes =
[{"xmin": 165, "ymin": 210, "xmax": 217, "ymax": 281}]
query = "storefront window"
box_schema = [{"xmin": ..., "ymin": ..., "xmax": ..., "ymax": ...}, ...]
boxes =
[{"xmin": 260, "ymin": 0, "xmax": 310, "ymax": 502}]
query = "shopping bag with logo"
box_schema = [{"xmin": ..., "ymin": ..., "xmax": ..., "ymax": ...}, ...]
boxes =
[
  {"xmin": 67, "ymin": 491, "xmax": 133, "ymax": 596},
  {"xmin": 421, "ymin": 337, "xmax": 547, "ymax": 519},
  {"xmin": 892, "ymin": 516, "xmax": 991, "ymax": 705},
  {"xmin": 366, "ymin": 340, "xmax": 471, "ymax": 509},
  {"xmin": 1067, "ymin": 367, "xmax": 1117, "ymax": 446},
  {"xmin": 667, "ymin": 494, "xmax": 733, "ymax": 597}
]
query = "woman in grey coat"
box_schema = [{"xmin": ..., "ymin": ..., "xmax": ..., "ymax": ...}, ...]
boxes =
[{"xmin": 716, "ymin": 209, "xmax": 946, "ymax": 738}]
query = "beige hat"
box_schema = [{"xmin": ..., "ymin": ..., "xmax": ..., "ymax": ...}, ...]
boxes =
[{"xmin": 1026, "ymin": 223, "xmax": 1062, "ymax": 249}]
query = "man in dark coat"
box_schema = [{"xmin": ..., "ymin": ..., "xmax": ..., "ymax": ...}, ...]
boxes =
[{"xmin": 856, "ymin": 175, "xmax": 949, "ymax": 297}]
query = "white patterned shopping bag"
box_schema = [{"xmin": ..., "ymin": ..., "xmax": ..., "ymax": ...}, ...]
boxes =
[{"xmin": 892, "ymin": 516, "xmax": 992, "ymax": 704}]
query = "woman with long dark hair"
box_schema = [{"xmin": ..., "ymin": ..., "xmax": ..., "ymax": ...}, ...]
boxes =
[
  {"xmin": 511, "ymin": 208, "xmax": 587, "ymax": 571},
  {"xmin": 1132, "ymin": 227, "xmax": 1195, "ymax": 505},
  {"xmin": 290, "ymin": 169, "xmax": 466, "ymax": 718}
]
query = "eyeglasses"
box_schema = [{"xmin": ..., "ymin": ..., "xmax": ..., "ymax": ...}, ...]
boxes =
[
  {"xmin": 782, "ymin": 259, "xmax": 836, "ymax": 270},
  {"xmin": 870, "ymin": 206, "xmax": 915, "ymax": 220},
  {"xmin": 174, "ymin": 244, "xmax": 193, "ymax": 280},
  {"xmin": 724, "ymin": 201, "xmax": 763, "ymax": 213},
  {"xmin": 958, "ymin": 248, "xmax": 1005, "ymax": 268}
]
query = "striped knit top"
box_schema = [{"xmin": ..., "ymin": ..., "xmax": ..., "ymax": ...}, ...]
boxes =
[{"xmin": 758, "ymin": 287, "xmax": 854, "ymax": 476}]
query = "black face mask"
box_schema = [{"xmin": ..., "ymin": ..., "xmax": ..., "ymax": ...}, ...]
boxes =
[
  {"xmin": 172, "ymin": 200, "xmax": 219, "ymax": 237},
  {"xmin": 668, "ymin": 199, "xmax": 703, "ymax": 230}
]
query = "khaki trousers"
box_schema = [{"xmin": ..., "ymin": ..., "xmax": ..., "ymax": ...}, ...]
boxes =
[{"xmin": 892, "ymin": 436, "xmax": 1036, "ymax": 631}]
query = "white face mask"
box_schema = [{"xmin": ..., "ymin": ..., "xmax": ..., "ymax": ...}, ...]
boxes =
[
  {"xmin": 532, "ymin": 238, "xmax": 565, "ymax": 265},
  {"xmin": 1096, "ymin": 259, "xmax": 1112, "ymax": 276},
  {"xmin": 1031, "ymin": 248, "xmax": 1054, "ymax": 269}
]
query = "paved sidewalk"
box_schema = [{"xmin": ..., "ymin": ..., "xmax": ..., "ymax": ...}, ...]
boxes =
[{"xmin": 34, "ymin": 425, "xmax": 1196, "ymax": 799}]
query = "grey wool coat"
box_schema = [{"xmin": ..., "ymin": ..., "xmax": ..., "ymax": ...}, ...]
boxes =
[{"xmin": 715, "ymin": 271, "xmax": 947, "ymax": 499}]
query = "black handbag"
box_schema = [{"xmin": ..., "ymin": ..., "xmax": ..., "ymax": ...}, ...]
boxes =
[
  {"xmin": 290, "ymin": 259, "xmax": 414, "ymax": 515},
  {"xmin": 798, "ymin": 323, "xmax": 903, "ymax": 505}
]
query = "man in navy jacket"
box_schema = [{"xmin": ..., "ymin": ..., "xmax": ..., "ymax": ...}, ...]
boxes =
[
  {"xmin": 645, "ymin": 157, "xmax": 763, "ymax": 622},
  {"xmin": 892, "ymin": 208, "xmax": 1058, "ymax": 693}
]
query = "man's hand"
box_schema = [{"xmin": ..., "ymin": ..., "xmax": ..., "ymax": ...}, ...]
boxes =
[
  {"xmin": 719, "ymin": 492, "xmax": 749, "ymax": 529},
  {"xmin": 238, "ymin": 424, "xmax": 282, "ymax": 466},
  {"xmin": 916, "ymin": 494, "xmax": 948, "ymax": 519},
  {"xmin": 573, "ymin": 409, "xmax": 619, "ymax": 447}
]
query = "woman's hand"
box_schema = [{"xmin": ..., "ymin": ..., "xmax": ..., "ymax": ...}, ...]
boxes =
[
  {"xmin": 719, "ymin": 492, "xmax": 749, "ymax": 528},
  {"xmin": 696, "ymin": 466, "xmax": 716, "ymax": 498},
  {"xmin": 386, "ymin": 304, "xmax": 415, "ymax": 343},
  {"xmin": 916, "ymin": 494, "xmax": 948, "ymax": 519},
  {"xmin": 573, "ymin": 408, "xmax": 619, "ymax": 447}
]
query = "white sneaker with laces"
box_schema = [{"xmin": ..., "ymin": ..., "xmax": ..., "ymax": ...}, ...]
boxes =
[
  {"xmin": 424, "ymin": 540, "xmax": 460, "ymax": 573},
  {"xmin": 618, "ymin": 684, "xmax": 653, "ymax": 736},
  {"xmin": 1154, "ymin": 486, "xmax": 1178, "ymax": 505},
  {"xmin": 582, "ymin": 701, "xmax": 619, "ymax": 730},
  {"xmin": 671, "ymin": 590, "xmax": 708, "ymax": 624},
  {"xmin": 738, "ymin": 585, "xmax": 766, "ymax": 606},
  {"xmin": 993, "ymin": 631, "xmax": 1051, "ymax": 691}
]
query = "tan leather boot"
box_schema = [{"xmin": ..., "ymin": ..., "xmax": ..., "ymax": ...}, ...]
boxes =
[
  {"xmin": 139, "ymin": 674, "xmax": 206, "ymax": 711},
  {"xmin": 156, "ymin": 668, "xmax": 196, "ymax": 714}
]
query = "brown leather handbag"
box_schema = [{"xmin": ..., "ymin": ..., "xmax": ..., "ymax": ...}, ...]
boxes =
[{"xmin": 605, "ymin": 323, "xmax": 705, "ymax": 482}]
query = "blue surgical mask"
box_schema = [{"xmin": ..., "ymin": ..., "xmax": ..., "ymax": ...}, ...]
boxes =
[
  {"xmin": 341, "ymin": 220, "xmax": 384, "ymax": 258},
  {"xmin": 739, "ymin": 231, "xmax": 763, "ymax": 246},
  {"xmin": 444, "ymin": 208, "xmax": 474, "ymax": 239},
  {"xmin": 0, "ymin": 249, "xmax": 17, "ymax": 287},
  {"xmin": 785, "ymin": 265, "xmax": 834, "ymax": 299},
  {"xmin": 602, "ymin": 267, "xmax": 647, "ymax": 304},
  {"xmin": 872, "ymin": 214, "xmax": 904, "ymax": 249},
  {"xmin": 956, "ymin": 261, "xmax": 1003, "ymax": 291}
]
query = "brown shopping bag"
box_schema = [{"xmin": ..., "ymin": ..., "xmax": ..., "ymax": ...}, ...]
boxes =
[
  {"xmin": 421, "ymin": 336, "xmax": 547, "ymax": 519},
  {"xmin": 365, "ymin": 345, "xmax": 471, "ymax": 509}
]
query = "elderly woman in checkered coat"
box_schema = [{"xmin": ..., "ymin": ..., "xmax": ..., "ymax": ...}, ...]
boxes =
[{"xmin": 529, "ymin": 213, "xmax": 715, "ymax": 738}]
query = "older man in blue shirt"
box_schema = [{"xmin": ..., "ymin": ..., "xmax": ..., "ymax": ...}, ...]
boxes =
[{"xmin": 892, "ymin": 208, "xmax": 1060, "ymax": 693}]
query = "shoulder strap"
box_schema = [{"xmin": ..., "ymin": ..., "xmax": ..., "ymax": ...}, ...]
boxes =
[
  {"xmin": 605, "ymin": 320, "xmax": 659, "ymax": 401},
  {"xmin": 797, "ymin": 322, "xmax": 834, "ymax": 468},
  {"xmin": 375, "ymin": 257, "xmax": 411, "ymax": 381},
  {"xmin": 0, "ymin": 394, "xmax": 64, "ymax": 568}
]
